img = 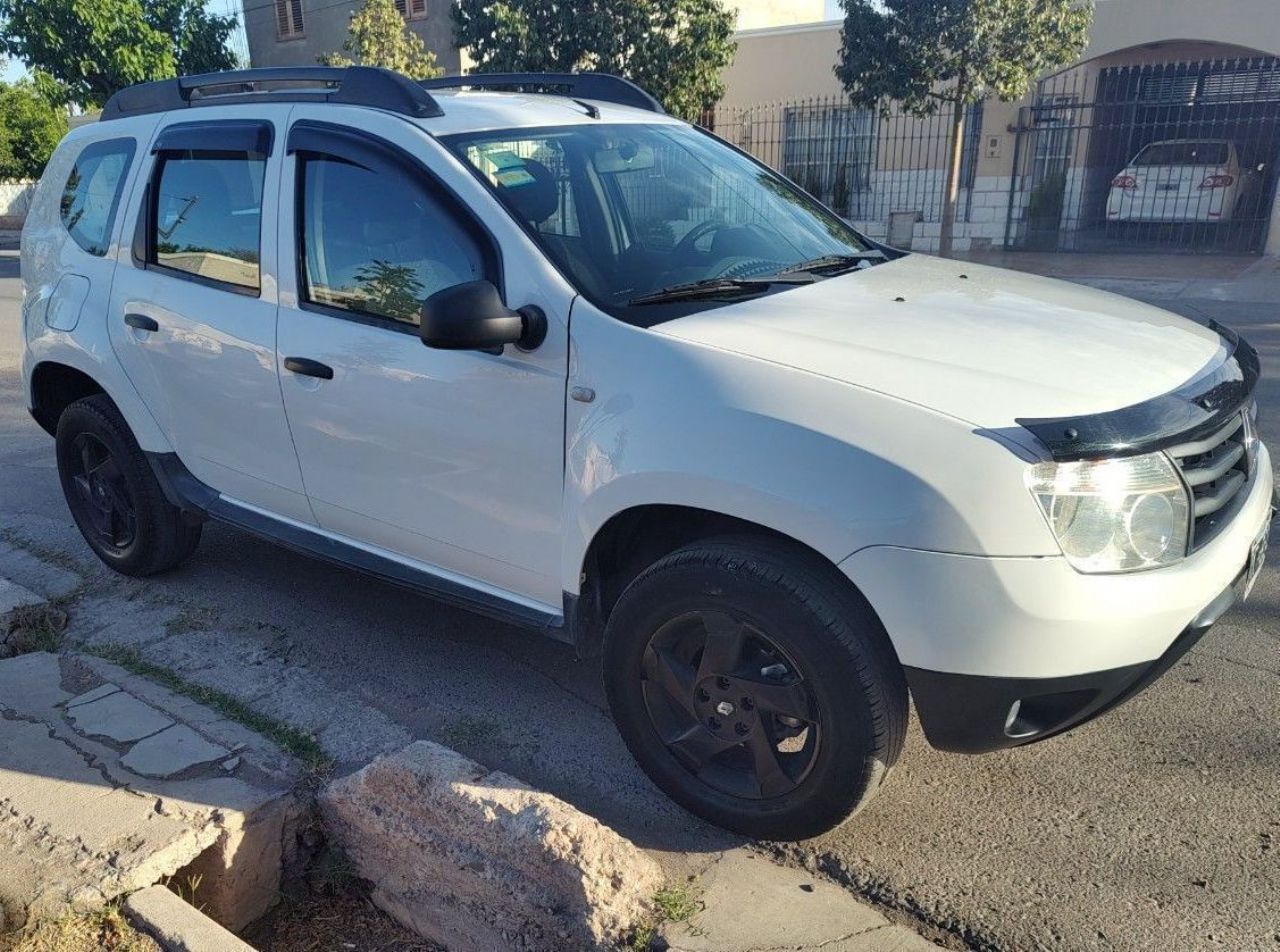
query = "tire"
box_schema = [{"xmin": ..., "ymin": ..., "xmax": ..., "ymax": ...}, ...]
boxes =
[
  {"xmin": 603, "ymin": 537, "xmax": 908, "ymax": 840},
  {"xmin": 55, "ymin": 394, "xmax": 202, "ymax": 576}
]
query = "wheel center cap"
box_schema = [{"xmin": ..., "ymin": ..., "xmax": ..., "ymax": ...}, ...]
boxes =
[{"xmin": 715, "ymin": 700, "xmax": 735, "ymax": 717}]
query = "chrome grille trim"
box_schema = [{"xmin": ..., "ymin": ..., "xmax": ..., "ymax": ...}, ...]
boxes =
[{"xmin": 1168, "ymin": 411, "xmax": 1251, "ymax": 550}]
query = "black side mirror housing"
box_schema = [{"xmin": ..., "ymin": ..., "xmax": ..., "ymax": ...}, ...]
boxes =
[{"xmin": 419, "ymin": 280, "xmax": 546, "ymax": 352}]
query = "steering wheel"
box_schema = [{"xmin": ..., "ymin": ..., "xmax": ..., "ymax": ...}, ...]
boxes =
[{"xmin": 673, "ymin": 220, "xmax": 725, "ymax": 256}]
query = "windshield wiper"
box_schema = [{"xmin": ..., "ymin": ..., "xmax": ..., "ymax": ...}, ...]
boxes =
[
  {"xmin": 772, "ymin": 251, "xmax": 887, "ymax": 277},
  {"xmin": 627, "ymin": 274, "xmax": 811, "ymax": 306}
]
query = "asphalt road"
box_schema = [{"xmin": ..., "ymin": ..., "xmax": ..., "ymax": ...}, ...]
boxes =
[{"xmin": 1, "ymin": 250, "xmax": 1277, "ymax": 951}]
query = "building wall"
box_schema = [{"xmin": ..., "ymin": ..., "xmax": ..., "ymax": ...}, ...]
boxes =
[
  {"xmin": 718, "ymin": 0, "xmax": 1280, "ymax": 253},
  {"xmin": 721, "ymin": 0, "xmax": 1280, "ymax": 111},
  {"xmin": 244, "ymin": 0, "xmax": 825, "ymax": 77},
  {"xmin": 243, "ymin": 0, "xmax": 461, "ymax": 73},
  {"xmin": 734, "ymin": 0, "xmax": 825, "ymax": 32}
]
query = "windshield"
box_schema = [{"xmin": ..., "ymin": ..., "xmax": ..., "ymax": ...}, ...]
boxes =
[
  {"xmin": 1134, "ymin": 141, "xmax": 1229, "ymax": 166},
  {"xmin": 443, "ymin": 123, "xmax": 876, "ymax": 321}
]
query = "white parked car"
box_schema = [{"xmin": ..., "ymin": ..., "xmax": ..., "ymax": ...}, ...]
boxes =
[
  {"xmin": 20, "ymin": 68, "xmax": 1274, "ymax": 840},
  {"xmin": 1106, "ymin": 138, "xmax": 1262, "ymax": 223}
]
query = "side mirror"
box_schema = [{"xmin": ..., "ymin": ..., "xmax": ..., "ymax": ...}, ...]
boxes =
[{"xmin": 419, "ymin": 280, "xmax": 546, "ymax": 352}]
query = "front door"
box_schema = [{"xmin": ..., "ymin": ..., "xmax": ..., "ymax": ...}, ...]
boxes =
[
  {"xmin": 108, "ymin": 105, "xmax": 313, "ymax": 523},
  {"xmin": 274, "ymin": 107, "xmax": 571, "ymax": 610}
]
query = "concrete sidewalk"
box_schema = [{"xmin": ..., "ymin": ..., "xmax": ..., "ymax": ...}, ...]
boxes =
[
  {"xmin": 0, "ymin": 649, "xmax": 304, "ymax": 933},
  {"xmin": 0, "ymin": 539, "xmax": 947, "ymax": 951}
]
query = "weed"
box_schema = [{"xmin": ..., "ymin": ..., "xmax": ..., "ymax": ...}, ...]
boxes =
[
  {"xmin": 1, "ymin": 902, "xmax": 159, "ymax": 952},
  {"xmin": 2, "ymin": 602, "xmax": 69, "ymax": 656},
  {"xmin": 0, "ymin": 528, "xmax": 92, "ymax": 577},
  {"xmin": 627, "ymin": 922, "xmax": 657, "ymax": 951},
  {"xmin": 438, "ymin": 714, "xmax": 502, "ymax": 748},
  {"xmin": 624, "ymin": 880, "xmax": 704, "ymax": 950},
  {"xmin": 308, "ymin": 846, "xmax": 358, "ymax": 897},
  {"xmin": 162, "ymin": 871, "xmax": 205, "ymax": 911},
  {"xmin": 652, "ymin": 882, "xmax": 702, "ymax": 924},
  {"xmin": 163, "ymin": 607, "xmax": 216, "ymax": 637},
  {"xmin": 84, "ymin": 643, "xmax": 334, "ymax": 775}
]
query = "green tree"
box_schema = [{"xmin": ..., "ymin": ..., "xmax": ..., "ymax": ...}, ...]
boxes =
[
  {"xmin": 835, "ymin": 0, "xmax": 1091, "ymax": 255},
  {"xmin": 319, "ymin": 0, "xmax": 443, "ymax": 79},
  {"xmin": 451, "ymin": 0, "xmax": 737, "ymax": 121},
  {"xmin": 0, "ymin": 80, "xmax": 68, "ymax": 180},
  {"xmin": 0, "ymin": 0, "xmax": 238, "ymax": 109},
  {"xmin": 147, "ymin": 0, "xmax": 240, "ymax": 75}
]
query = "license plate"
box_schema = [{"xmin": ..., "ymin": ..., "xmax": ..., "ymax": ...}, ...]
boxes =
[{"xmin": 1241, "ymin": 522, "xmax": 1270, "ymax": 601}]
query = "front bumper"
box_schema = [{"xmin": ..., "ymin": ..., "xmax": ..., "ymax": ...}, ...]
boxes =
[
  {"xmin": 841, "ymin": 443, "xmax": 1274, "ymax": 754},
  {"xmin": 904, "ymin": 567, "xmax": 1245, "ymax": 753}
]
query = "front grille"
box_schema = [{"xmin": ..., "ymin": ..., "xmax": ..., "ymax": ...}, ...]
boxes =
[{"xmin": 1168, "ymin": 412, "xmax": 1252, "ymax": 550}]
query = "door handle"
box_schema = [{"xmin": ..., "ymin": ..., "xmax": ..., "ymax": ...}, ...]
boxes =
[
  {"xmin": 283, "ymin": 357, "xmax": 334, "ymax": 380},
  {"xmin": 124, "ymin": 313, "xmax": 159, "ymax": 333}
]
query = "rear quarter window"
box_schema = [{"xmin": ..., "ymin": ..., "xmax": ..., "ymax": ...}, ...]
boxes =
[{"xmin": 60, "ymin": 138, "xmax": 136, "ymax": 256}]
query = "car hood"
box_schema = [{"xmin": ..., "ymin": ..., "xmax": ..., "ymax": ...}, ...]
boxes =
[{"xmin": 656, "ymin": 254, "xmax": 1227, "ymax": 432}]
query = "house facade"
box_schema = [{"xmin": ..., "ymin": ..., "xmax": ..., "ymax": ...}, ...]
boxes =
[
  {"xmin": 244, "ymin": 0, "xmax": 462, "ymax": 73},
  {"xmin": 715, "ymin": 0, "xmax": 1280, "ymax": 255},
  {"xmin": 243, "ymin": 0, "xmax": 823, "ymax": 77}
]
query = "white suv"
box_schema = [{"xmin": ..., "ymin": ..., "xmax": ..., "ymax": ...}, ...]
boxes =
[{"xmin": 20, "ymin": 67, "xmax": 1274, "ymax": 840}]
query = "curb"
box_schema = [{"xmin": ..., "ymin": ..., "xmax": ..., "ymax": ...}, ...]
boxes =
[{"xmin": 125, "ymin": 886, "xmax": 256, "ymax": 952}]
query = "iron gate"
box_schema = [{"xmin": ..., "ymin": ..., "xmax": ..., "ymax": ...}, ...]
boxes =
[{"xmin": 1005, "ymin": 56, "xmax": 1280, "ymax": 253}]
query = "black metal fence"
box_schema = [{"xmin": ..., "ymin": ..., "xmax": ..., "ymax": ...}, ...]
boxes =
[
  {"xmin": 1006, "ymin": 57, "xmax": 1280, "ymax": 253},
  {"xmin": 706, "ymin": 56, "xmax": 1280, "ymax": 255},
  {"xmin": 702, "ymin": 97, "xmax": 982, "ymax": 227}
]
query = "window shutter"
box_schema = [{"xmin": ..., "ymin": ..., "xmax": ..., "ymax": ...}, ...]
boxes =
[
  {"xmin": 394, "ymin": 0, "xmax": 407, "ymax": 13},
  {"xmin": 289, "ymin": 0, "xmax": 304, "ymax": 33},
  {"xmin": 409, "ymin": 0, "xmax": 427, "ymax": 15},
  {"xmin": 275, "ymin": 0, "xmax": 289, "ymax": 36}
]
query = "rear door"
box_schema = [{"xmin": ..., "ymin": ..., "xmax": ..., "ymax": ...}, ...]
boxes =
[
  {"xmin": 273, "ymin": 106, "xmax": 573, "ymax": 609},
  {"xmin": 107, "ymin": 106, "xmax": 313, "ymax": 523}
]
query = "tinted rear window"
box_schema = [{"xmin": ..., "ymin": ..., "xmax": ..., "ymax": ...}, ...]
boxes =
[{"xmin": 60, "ymin": 138, "xmax": 136, "ymax": 256}]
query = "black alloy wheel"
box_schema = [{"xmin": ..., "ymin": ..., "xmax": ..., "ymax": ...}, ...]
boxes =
[
  {"xmin": 66, "ymin": 431, "xmax": 138, "ymax": 554},
  {"xmin": 603, "ymin": 538, "xmax": 908, "ymax": 840},
  {"xmin": 641, "ymin": 609, "xmax": 819, "ymax": 800},
  {"xmin": 56, "ymin": 394, "xmax": 203, "ymax": 576}
]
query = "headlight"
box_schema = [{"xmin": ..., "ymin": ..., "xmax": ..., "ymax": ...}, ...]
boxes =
[{"xmin": 1025, "ymin": 452, "xmax": 1190, "ymax": 573}]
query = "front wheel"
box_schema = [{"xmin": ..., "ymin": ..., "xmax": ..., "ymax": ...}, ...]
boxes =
[{"xmin": 603, "ymin": 538, "xmax": 908, "ymax": 840}]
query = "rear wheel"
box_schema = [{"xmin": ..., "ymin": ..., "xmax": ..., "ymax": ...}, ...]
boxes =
[
  {"xmin": 56, "ymin": 395, "xmax": 201, "ymax": 576},
  {"xmin": 603, "ymin": 538, "xmax": 907, "ymax": 840}
]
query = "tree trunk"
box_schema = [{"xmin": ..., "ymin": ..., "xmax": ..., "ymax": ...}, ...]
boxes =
[{"xmin": 939, "ymin": 89, "xmax": 967, "ymax": 258}]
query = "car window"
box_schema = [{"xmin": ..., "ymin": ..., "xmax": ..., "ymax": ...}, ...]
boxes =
[
  {"xmin": 446, "ymin": 123, "xmax": 871, "ymax": 318},
  {"xmin": 151, "ymin": 149, "xmax": 265, "ymax": 291},
  {"xmin": 299, "ymin": 155, "xmax": 485, "ymax": 326},
  {"xmin": 1134, "ymin": 142, "xmax": 1229, "ymax": 166},
  {"xmin": 60, "ymin": 138, "xmax": 136, "ymax": 256}
]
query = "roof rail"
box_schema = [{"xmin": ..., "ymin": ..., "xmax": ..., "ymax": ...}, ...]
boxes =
[
  {"xmin": 420, "ymin": 72, "xmax": 665, "ymax": 114},
  {"xmin": 100, "ymin": 66, "xmax": 444, "ymax": 122}
]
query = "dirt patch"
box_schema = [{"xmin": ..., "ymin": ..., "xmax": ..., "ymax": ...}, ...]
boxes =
[
  {"xmin": 243, "ymin": 891, "xmax": 442, "ymax": 952},
  {"xmin": 0, "ymin": 906, "xmax": 160, "ymax": 952}
]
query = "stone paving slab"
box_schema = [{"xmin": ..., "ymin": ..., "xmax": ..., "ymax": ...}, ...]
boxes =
[
  {"xmin": 663, "ymin": 852, "xmax": 944, "ymax": 952},
  {"xmin": 0, "ymin": 651, "xmax": 302, "ymax": 932},
  {"xmin": 67, "ymin": 682, "xmax": 122, "ymax": 708},
  {"xmin": 67, "ymin": 690, "xmax": 175, "ymax": 743},
  {"xmin": 123, "ymin": 724, "xmax": 230, "ymax": 778},
  {"xmin": 0, "ymin": 577, "xmax": 42, "ymax": 615},
  {"xmin": 0, "ymin": 541, "xmax": 82, "ymax": 601}
]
